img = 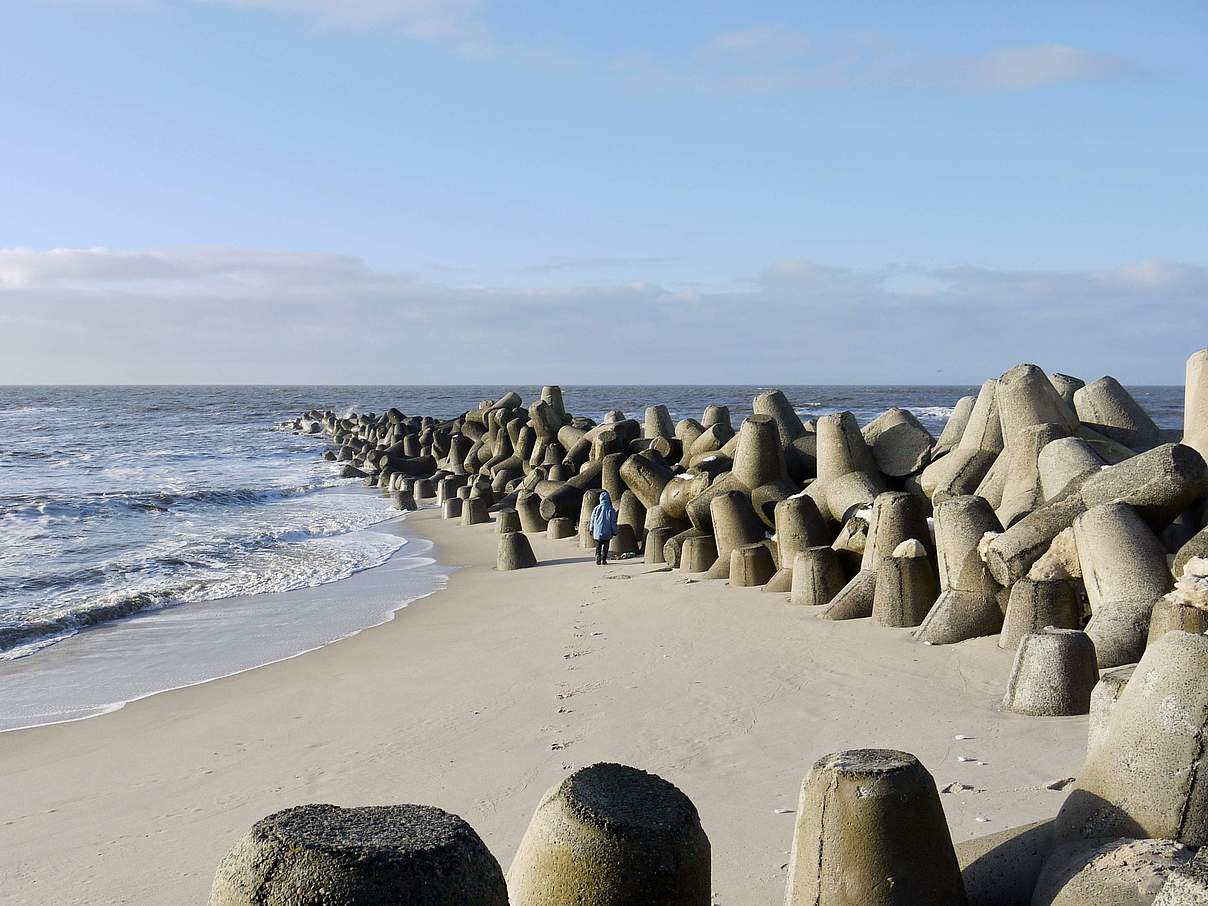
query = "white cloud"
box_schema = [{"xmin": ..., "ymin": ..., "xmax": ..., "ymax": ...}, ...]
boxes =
[
  {"xmin": 969, "ymin": 44, "xmax": 1136, "ymax": 90},
  {"xmin": 519, "ymin": 256, "xmax": 684, "ymax": 276},
  {"xmin": 41, "ymin": 4, "xmax": 1143, "ymax": 94},
  {"xmin": 204, "ymin": 0, "xmax": 489, "ymax": 47},
  {"xmin": 705, "ymin": 25, "xmax": 812, "ymax": 58},
  {"xmin": 0, "ymin": 246, "xmax": 389, "ymax": 292},
  {"xmin": 0, "ymin": 246, "xmax": 1202, "ymax": 384},
  {"xmin": 616, "ymin": 29, "xmax": 1143, "ymax": 96},
  {"xmin": 44, "ymin": 0, "xmax": 497, "ymax": 53}
]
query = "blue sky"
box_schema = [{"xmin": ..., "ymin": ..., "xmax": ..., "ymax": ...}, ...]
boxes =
[{"xmin": 2, "ymin": 1, "xmax": 1206, "ymax": 384}]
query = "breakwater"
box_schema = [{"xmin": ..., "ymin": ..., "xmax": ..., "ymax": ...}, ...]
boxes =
[{"xmin": 264, "ymin": 354, "xmax": 1208, "ymax": 903}]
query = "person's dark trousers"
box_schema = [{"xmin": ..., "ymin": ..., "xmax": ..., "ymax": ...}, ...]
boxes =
[{"xmin": 595, "ymin": 537, "xmax": 610, "ymax": 565}]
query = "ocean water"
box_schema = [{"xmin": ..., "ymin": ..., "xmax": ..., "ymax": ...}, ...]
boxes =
[{"xmin": 0, "ymin": 384, "xmax": 1185, "ymax": 730}]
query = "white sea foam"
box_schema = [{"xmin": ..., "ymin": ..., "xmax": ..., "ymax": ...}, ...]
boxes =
[
  {"xmin": 906, "ymin": 406, "xmax": 956, "ymax": 420},
  {"xmin": 0, "ymin": 520, "xmax": 447, "ymax": 731}
]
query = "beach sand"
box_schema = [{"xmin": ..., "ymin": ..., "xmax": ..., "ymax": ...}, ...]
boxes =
[{"xmin": 0, "ymin": 508, "xmax": 1088, "ymax": 904}]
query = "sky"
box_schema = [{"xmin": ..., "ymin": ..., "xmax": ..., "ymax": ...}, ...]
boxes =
[{"xmin": 1, "ymin": 1, "xmax": 1206, "ymax": 385}]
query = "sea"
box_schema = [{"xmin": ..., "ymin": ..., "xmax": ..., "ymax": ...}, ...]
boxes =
[{"xmin": 0, "ymin": 384, "xmax": 1186, "ymax": 731}]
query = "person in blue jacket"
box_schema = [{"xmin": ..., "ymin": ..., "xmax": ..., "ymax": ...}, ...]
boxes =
[{"xmin": 590, "ymin": 490, "xmax": 619, "ymax": 565}]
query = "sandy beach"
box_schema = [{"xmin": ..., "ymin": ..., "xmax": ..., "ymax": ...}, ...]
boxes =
[{"xmin": 0, "ymin": 506, "xmax": 1089, "ymax": 904}]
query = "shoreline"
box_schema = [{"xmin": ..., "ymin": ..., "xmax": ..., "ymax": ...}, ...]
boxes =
[
  {"xmin": 0, "ymin": 498, "xmax": 445, "ymax": 733},
  {"xmin": 0, "ymin": 506, "xmax": 1088, "ymax": 904}
]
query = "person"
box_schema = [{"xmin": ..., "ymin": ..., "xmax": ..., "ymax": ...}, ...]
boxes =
[{"xmin": 590, "ymin": 490, "xmax": 618, "ymax": 565}]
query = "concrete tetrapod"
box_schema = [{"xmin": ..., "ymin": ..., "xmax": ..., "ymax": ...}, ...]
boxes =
[
  {"xmin": 702, "ymin": 490, "xmax": 765, "ymax": 580},
  {"xmin": 686, "ymin": 425, "xmax": 731, "ymax": 463},
  {"xmin": 983, "ymin": 443, "xmax": 1208, "ymax": 587},
  {"xmin": 541, "ymin": 384, "xmax": 569, "ymax": 425},
  {"xmin": 1031, "ymin": 837, "xmax": 1195, "ymax": 906},
  {"xmin": 1173, "ymin": 526, "xmax": 1208, "ymax": 579},
  {"xmin": 816, "ymin": 569, "xmax": 877, "ymax": 621},
  {"xmin": 830, "ymin": 513, "xmax": 868, "ymax": 574},
  {"xmin": 644, "ymin": 526, "xmax": 674, "ymax": 564},
  {"xmin": 762, "ymin": 564, "xmax": 795, "ymax": 593},
  {"xmin": 619, "ymin": 452, "xmax": 676, "ymax": 510},
  {"xmin": 753, "ymin": 389, "xmax": 808, "ymax": 446},
  {"xmin": 996, "ymin": 423, "xmax": 1070, "ymax": 526},
  {"xmin": 998, "ymin": 577, "xmax": 1080, "ymax": 651},
  {"xmin": 1037, "ymin": 437, "xmax": 1103, "ymax": 501},
  {"xmin": 1147, "ymin": 595, "xmax": 1208, "ymax": 646},
  {"xmin": 1086, "ymin": 665, "xmax": 1135, "ymax": 759},
  {"xmin": 1184, "ymin": 348, "xmax": 1208, "ymax": 459},
  {"xmin": 441, "ymin": 498, "xmax": 463, "ymax": 520},
  {"xmin": 539, "ymin": 461, "xmax": 603, "ymax": 521},
  {"xmin": 578, "ymin": 490, "xmax": 604, "ymax": 550},
  {"xmin": 822, "ymin": 492, "xmax": 932, "ymax": 622},
  {"xmin": 601, "ymin": 452, "xmax": 626, "ymax": 504},
  {"xmin": 774, "ymin": 495, "xmax": 832, "ymax": 559},
  {"xmin": 461, "ymin": 496, "xmax": 490, "ymax": 526},
  {"xmin": 680, "ymin": 534, "xmax": 719, "ymax": 574},
  {"xmin": 1001, "ymin": 628, "xmax": 1098, "ymax": 716},
  {"xmin": 807, "ymin": 413, "xmax": 880, "ymax": 519},
  {"xmin": 973, "ymin": 449, "xmax": 1010, "ymax": 511},
  {"xmin": 507, "ymin": 763, "xmax": 710, "ymax": 906},
  {"xmin": 933, "ymin": 394, "xmax": 976, "ymax": 458},
  {"xmin": 915, "ymin": 495, "xmax": 1005, "ymax": 645},
  {"xmin": 684, "ymin": 473, "xmax": 745, "ymax": 532},
  {"xmin": 752, "ymin": 390, "xmax": 816, "ymax": 481},
  {"xmin": 872, "ymin": 539, "xmax": 938, "ymax": 628},
  {"xmin": 701, "ymin": 404, "xmax": 732, "ymax": 431},
  {"xmin": 861, "ymin": 407, "xmax": 934, "ymax": 478},
  {"xmin": 392, "ymin": 489, "xmax": 418, "ymax": 511},
  {"xmin": 730, "ymin": 542, "xmax": 777, "ymax": 587},
  {"xmin": 1078, "ymin": 442, "xmax": 1208, "ymax": 529},
  {"xmin": 616, "ymin": 491, "xmax": 646, "ymax": 546},
  {"xmin": 1074, "ymin": 375, "xmax": 1161, "ymax": 451},
  {"xmin": 546, "ymin": 517, "xmax": 575, "ymax": 540},
  {"xmin": 516, "ymin": 491, "xmax": 548, "ymax": 533},
  {"xmin": 209, "ymin": 804, "xmax": 508, "ymax": 906},
  {"xmin": 732, "ymin": 414, "xmax": 789, "ymax": 491},
  {"xmin": 644, "ymin": 404, "xmax": 675, "ymax": 440},
  {"xmin": 497, "ymin": 532, "xmax": 538, "ymax": 570},
  {"xmin": 1074, "ymin": 501, "xmax": 1172, "ymax": 668},
  {"xmin": 822, "ymin": 470, "xmax": 883, "ymax": 525},
  {"xmin": 960, "ymin": 378, "xmax": 1006, "ymax": 454},
  {"xmin": 995, "ymin": 363, "xmax": 1081, "ymax": 452},
  {"xmin": 610, "ymin": 523, "xmax": 640, "ymax": 557},
  {"xmin": 437, "ymin": 475, "xmax": 468, "ymax": 504},
  {"xmin": 663, "ymin": 527, "xmax": 705, "ymax": 569},
  {"xmin": 789, "ymin": 547, "xmax": 846, "ymax": 607},
  {"xmin": 1154, "ymin": 850, "xmax": 1208, "ymax": 905},
  {"xmin": 924, "ymin": 448, "xmax": 999, "ymax": 506},
  {"xmin": 644, "ymin": 502, "xmax": 689, "ymax": 537},
  {"xmin": 659, "ymin": 472, "xmax": 710, "ymax": 522},
  {"xmin": 813, "ymin": 411, "xmax": 879, "ymax": 484},
  {"xmin": 955, "ymin": 819, "xmax": 1056, "ymax": 906},
  {"xmin": 495, "ymin": 509, "xmax": 521, "ymax": 534},
  {"xmin": 1056, "ymin": 630, "xmax": 1208, "ymax": 846},
  {"xmin": 675, "ymin": 419, "xmax": 704, "ymax": 468},
  {"xmin": 857, "ymin": 491, "xmax": 933, "ymax": 567},
  {"xmin": 1048, "ymin": 372, "xmax": 1086, "ymax": 406},
  {"xmin": 920, "ymin": 381, "xmax": 1002, "ymax": 499},
  {"xmin": 784, "ymin": 749, "xmax": 968, "ymax": 906}
]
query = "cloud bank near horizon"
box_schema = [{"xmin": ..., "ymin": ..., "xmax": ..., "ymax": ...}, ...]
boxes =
[
  {"xmin": 1, "ymin": 246, "xmax": 1200, "ymax": 385},
  {"xmin": 47, "ymin": 2, "xmax": 1144, "ymax": 94}
]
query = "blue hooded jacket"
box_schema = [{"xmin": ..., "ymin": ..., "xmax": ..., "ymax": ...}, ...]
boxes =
[{"xmin": 590, "ymin": 491, "xmax": 619, "ymax": 541}]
